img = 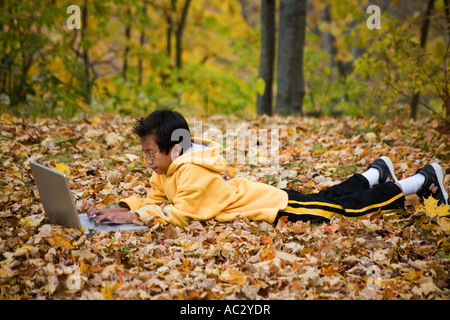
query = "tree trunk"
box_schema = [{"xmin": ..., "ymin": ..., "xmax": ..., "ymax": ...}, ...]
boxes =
[
  {"xmin": 175, "ymin": 0, "xmax": 191, "ymax": 69},
  {"xmin": 445, "ymin": 0, "xmax": 450, "ymax": 37},
  {"xmin": 122, "ymin": 7, "xmax": 131, "ymax": 81},
  {"xmin": 410, "ymin": 0, "xmax": 435, "ymax": 119},
  {"xmin": 82, "ymin": 0, "xmax": 91, "ymax": 105},
  {"xmin": 138, "ymin": 4, "xmax": 147, "ymax": 86},
  {"xmin": 275, "ymin": 0, "xmax": 307, "ymax": 116},
  {"xmin": 166, "ymin": 0, "xmax": 175, "ymax": 62},
  {"xmin": 257, "ymin": 0, "xmax": 275, "ymax": 116}
]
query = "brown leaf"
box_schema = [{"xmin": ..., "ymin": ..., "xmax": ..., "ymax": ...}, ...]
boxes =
[{"xmin": 163, "ymin": 224, "xmax": 178, "ymax": 239}]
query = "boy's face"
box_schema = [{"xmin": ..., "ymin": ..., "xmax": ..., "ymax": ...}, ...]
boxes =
[{"xmin": 141, "ymin": 135, "xmax": 173, "ymax": 175}]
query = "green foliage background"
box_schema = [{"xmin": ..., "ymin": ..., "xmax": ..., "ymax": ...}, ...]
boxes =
[{"xmin": 0, "ymin": 0, "xmax": 448, "ymax": 122}]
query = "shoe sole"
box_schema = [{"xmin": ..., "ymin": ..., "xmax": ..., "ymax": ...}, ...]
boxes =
[
  {"xmin": 430, "ymin": 163, "xmax": 449, "ymax": 205},
  {"xmin": 379, "ymin": 156, "xmax": 398, "ymax": 183}
]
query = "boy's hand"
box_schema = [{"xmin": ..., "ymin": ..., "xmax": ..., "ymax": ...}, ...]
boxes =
[{"xmin": 87, "ymin": 207, "xmax": 139, "ymax": 225}]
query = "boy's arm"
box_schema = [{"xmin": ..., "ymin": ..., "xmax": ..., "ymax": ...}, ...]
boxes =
[
  {"xmin": 118, "ymin": 174, "xmax": 169, "ymax": 210},
  {"xmin": 134, "ymin": 165, "xmax": 230, "ymax": 227}
]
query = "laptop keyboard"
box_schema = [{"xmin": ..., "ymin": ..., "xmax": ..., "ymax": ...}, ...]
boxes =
[{"xmin": 78, "ymin": 213, "xmax": 148, "ymax": 234}]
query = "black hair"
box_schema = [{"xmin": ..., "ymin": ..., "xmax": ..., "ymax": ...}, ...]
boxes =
[{"xmin": 133, "ymin": 109, "xmax": 191, "ymax": 155}]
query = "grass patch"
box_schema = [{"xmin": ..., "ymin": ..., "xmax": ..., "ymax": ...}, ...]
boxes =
[{"xmin": 45, "ymin": 150, "xmax": 74, "ymax": 163}]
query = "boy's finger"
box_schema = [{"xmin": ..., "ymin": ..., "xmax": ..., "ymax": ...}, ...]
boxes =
[
  {"xmin": 87, "ymin": 209, "xmax": 99, "ymax": 219},
  {"xmin": 95, "ymin": 212, "xmax": 117, "ymax": 225},
  {"xmin": 94, "ymin": 214, "xmax": 108, "ymax": 225},
  {"xmin": 87, "ymin": 207, "xmax": 98, "ymax": 214}
]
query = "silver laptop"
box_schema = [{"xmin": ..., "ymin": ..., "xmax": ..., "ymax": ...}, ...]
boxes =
[{"xmin": 29, "ymin": 161, "xmax": 148, "ymax": 234}]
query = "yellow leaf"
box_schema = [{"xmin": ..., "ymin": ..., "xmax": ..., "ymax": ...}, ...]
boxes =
[
  {"xmin": 19, "ymin": 214, "xmax": 44, "ymax": 227},
  {"xmin": 52, "ymin": 163, "xmax": 70, "ymax": 175},
  {"xmin": 11, "ymin": 170, "xmax": 22, "ymax": 179},
  {"xmin": 15, "ymin": 245, "xmax": 34, "ymax": 255},
  {"xmin": 79, "ymin": 260, "xmax": 88, "ymax": 274},
  {"xmin": 256, "ymin": 77, "xmax": 266, "ymax": 95},
  {"xmin": 91, "ymin": 116, "xmax": 101, "ymax": 125},
  {"xmin": 102, "ymin": 194, "xmax": 116, "ymax": 206},
  {"xmin": 403, "ymin": 269, "xmax": 423, "ymax": 281},
  {"xmin": 101, "ymin": 285, "xmax": 114, "ymax": 300},
  {"xmin": 219, "ymin": 268, "xmax": 247, "ymax": 286},
  {"xmin": 417, "ymin": 197, "xmax": 450, "ymax": 218},
  {"xmin": 46, "ymin": 234, "xmax": 74, "ymax": 250}
]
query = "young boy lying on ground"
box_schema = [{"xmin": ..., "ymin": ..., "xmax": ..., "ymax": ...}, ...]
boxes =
[{"xmin": 88, "ymin": 109, "xmax": 449, "ymax": 227}]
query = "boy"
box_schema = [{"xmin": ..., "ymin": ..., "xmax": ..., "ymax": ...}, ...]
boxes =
[{"xmin": 88, "ymin": 109, "xmax": 449, "ymax": 227}]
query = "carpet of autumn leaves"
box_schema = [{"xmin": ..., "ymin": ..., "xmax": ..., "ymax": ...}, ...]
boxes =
[{"xmin": 0, "ymin": 113, "xmax": 449, "ymax": 300}]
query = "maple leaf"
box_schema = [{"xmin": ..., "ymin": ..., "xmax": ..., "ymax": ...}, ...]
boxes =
[{"xmin": 417, "ymin": 197, "xmax": 450, "ymax": 218}]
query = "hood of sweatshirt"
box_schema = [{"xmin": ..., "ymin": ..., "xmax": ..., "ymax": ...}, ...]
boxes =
[{"xmin": 164, "ymin": 137, "xmax": 227, "ymax": 176}]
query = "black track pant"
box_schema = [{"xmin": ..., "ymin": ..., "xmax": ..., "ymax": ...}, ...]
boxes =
[{"xmin": 275, "ymin": 174, "xmax": 406, "ymax": 224}]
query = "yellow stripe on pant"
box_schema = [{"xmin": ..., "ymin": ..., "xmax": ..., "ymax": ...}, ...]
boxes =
[
  {"xmin": 284, "ymin": 192, "xmax": 404, "ymax": 219},
  {"xmin": 283, "ymin": 205, "xmax": 336, "ymax": 219}
]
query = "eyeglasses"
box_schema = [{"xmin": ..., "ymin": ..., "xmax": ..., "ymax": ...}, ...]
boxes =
[{"xmin": 145, "ymin": 151, "xmax": 160, "ymax": 159}]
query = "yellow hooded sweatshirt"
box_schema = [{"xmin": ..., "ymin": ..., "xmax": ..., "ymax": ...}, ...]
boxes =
[{"xmin": 119, "ymin": 137, "xmax": 288, "ymax": 227}]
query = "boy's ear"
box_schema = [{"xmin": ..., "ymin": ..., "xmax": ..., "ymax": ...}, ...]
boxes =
[{"xmin": 171, "ymin": 144, "xmax": 182, "ymax": 161}]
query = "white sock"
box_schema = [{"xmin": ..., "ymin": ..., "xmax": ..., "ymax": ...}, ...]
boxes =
[
  {"xmin": 361, "ymin": 168, "xmax": 380, "ymax": 187},
  {"xmin": 397, "ymin": 173, "xmax": 426, "ymax": 195}
]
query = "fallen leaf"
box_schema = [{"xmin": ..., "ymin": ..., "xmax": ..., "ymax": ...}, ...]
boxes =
[
  {"xmin": 105, "ymin": 132, "xmax": 125, "ymax": 147},
  {"xmin": 275, "ymin": 250, "xmax": 300, "ymax": 263},
  {"xmin": 163, "ymin": 224, "xmax": 178, "ymax": 239},
  {"xmin": 107, "ymin": 170, "xmax": 122, "ymax": 184},
  {"xmin": 219, "ymin": 268, "xmax": 247, "ymax": 286},
  {"xmin": 322, "ymin": 264, "xmax": 340, "ymax": 276},
  {"xmin": 411, "ymin": 277, "xmax": 441, "ymax": 296},
  {"xmin": 19, "ymin": 214, "xmax": 45, "ymax": 227},
  {"xmin": 91, "ymin": 116, "xmax": 102, "ymax": 125},
  {"xmin": 325, "ymin": 223, "xmax": 340, "ymax": 234},
  {"xmin": 403, "ymin": 269, "xmax": 423, "ymax": 281},
  {"xmin": 46, "ymin": 234, "xmax": 74, "ymax": 250},
  {"xmin": 125, "ymin": 153, "xmax": 139, "ymax": 162},
  {"xmin": 260, "ymin": 245, "xmax": 276, "ymax": 261},
  {"xmin": 52, "ymin": 163, "xmax": 70, "ymax": 175},
  {"xmin": 437, "ymin": 216, "xmax": 450, "ymax": 231},
  {"xmin": 101, "ymin": 284, "xmax": 114, "ymax": 300},
  {"xmin": 41, "ymin": 137, "xmax": 56, "ymax": 150},
  {"xmin": 417, "ymin": 197, "xmax": 450, "ymax": 217}
]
